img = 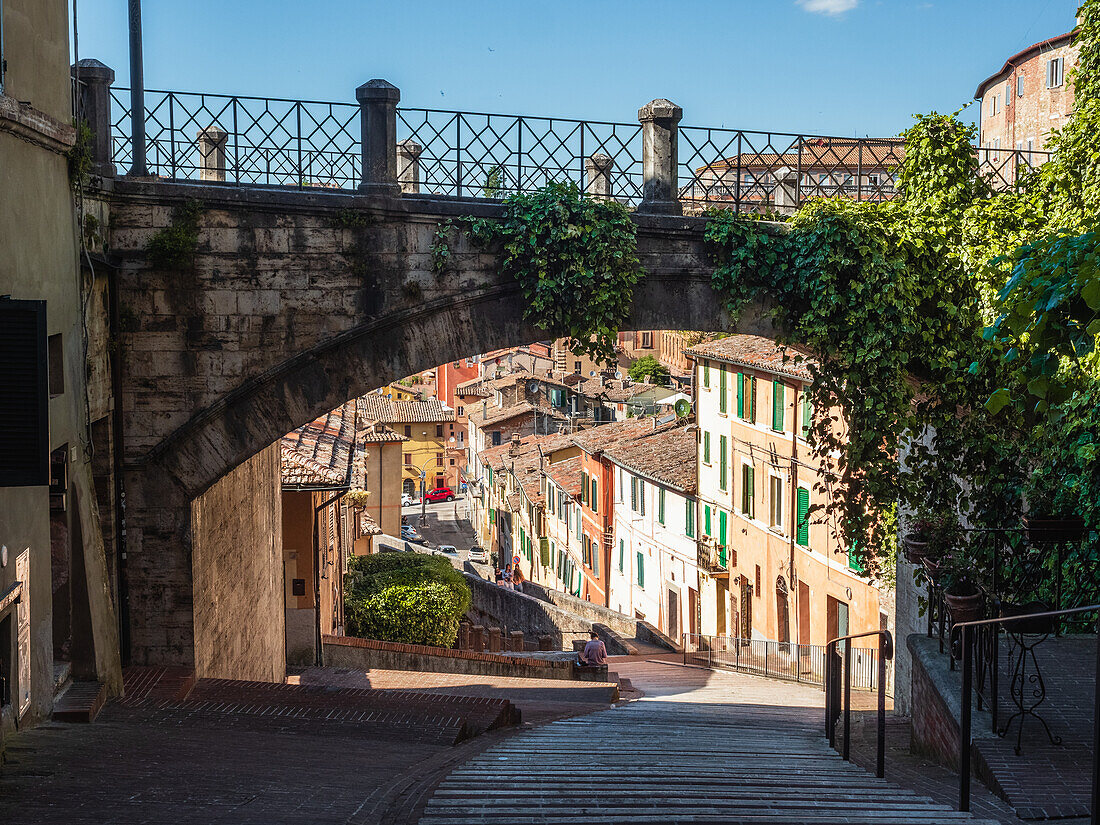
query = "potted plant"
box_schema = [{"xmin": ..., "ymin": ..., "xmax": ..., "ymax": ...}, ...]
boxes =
[
  {"xmin": 902, "ymin": 506, "xmax": 961, "ymax": 566},
  {"xmin": 939, "ymin": 545, "xmax": 985, "ymax": 625},
  {"xmin": 1022, "ymin": 466, "xmax": 1085, "ymax": 543}
]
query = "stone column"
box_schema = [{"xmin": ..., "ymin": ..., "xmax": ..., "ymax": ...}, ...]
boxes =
[
  {"xmin": 585, "ymin": 153, "xmax": 614, "ymax": 200},
  {"xmin": 397, "ymin": 139, "xmax": 423, "ymax": 194},
  {"xmin": 509, "ymin": 630, "xmax": 525, "ymax": 652},
  {"xmin": 637, "ymin": 98, "xmax": 683, "ymax": 215},
  {"xmin": 487, "ymin": 626, "xmax": 502, "ymax": 653},
  {"xmin": 773, "ymin": 166, "xmax": 800, "ymax": 215},
  {"xmin": 538, "ymin": 634, "xmax": 553, "ymax": 651},
  {"xmin": 470, "ymin": 625, "xmax": 485, "ymax": 651},
  {"xmin": 70, "ymin": 59, "xmax": 117, "ymax": 178},
  {"xmin": 457, "ymin": 622, "xmax": 470, "ymax": 650},
  {"xmin": 198, "ymin": 127, "xmax": 228, "ymax": 182},
  {"xmin": 356, "ymin": 79, "xmax": 401, "ymax": 196}
]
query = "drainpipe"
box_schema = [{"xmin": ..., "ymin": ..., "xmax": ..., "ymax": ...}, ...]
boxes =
[
  {"xmin": 126, "ymin": 0, "xmax": 147, "ymax": 176},
  {"xmin": 313, "ymin": 490, "xmax": 347, "ymax": 667},
  {"xmin": 789, "ymin": 384, "xmax": 800, "ymax": 645}
]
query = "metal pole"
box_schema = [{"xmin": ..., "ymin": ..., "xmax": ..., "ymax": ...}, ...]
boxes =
[
  {"xmin": 126, "ymin": 0, "xmax": 147, "ymax": 176},
  {"xmin": 877, "ymin": 634, "xmax": 887, "ymax": 778},
  {"xmin": 843, "ymin": 646, "xmax": 852, "ymax": 761},
  {"xmin": 959, "ymin": 624, "xmax": 972, "ymax": 812},
  {"xmin": 824, "ymin": 641, "xmax": 833, "ymax": 740},
  {"xmin": 1092, "ymin": 617, "xmax": 1099, "ymax": 825}
]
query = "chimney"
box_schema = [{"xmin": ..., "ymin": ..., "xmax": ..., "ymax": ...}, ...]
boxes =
[{"xmin": 510, "ymin": 432, "xmax": 522, "ymax": 454}]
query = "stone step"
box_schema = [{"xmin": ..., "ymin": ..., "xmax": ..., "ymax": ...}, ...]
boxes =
[{"xmin": 51, "ymin": 680, "xmax": 107, "ymax": 723}]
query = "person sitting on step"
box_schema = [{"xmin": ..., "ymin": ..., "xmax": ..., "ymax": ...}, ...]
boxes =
[{"xmin": 578, "ymin": 631, "xmax": 607, "ymax": 667}]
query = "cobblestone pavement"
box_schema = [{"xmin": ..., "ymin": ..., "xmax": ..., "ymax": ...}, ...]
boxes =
[{"xmin": 415, "ymin": 660, "xmax": 1003, "ymax": 824}]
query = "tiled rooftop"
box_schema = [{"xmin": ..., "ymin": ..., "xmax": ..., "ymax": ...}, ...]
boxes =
[
  {"xmin": 570, "ymin": 416, "xmax": 673, "ymax": 455},
  {"xmin": 281, "ymin": 402, "xmax": 366, "ymax": 488},
  {"xmin": 468, "ymin": 400, "xmax": 568, "ymax": 427},
  {"xmin": 602, "ymin": 424, "xmax": 698, "ymax": 495},
  {"xmin": 358, "ymin": 394, "xmax": 455, "ymax": 424},
  {"xmin": 360, "ymin": 420, "xmax": 408, "ymax": 443},
  {"xmin": 699, "ymin": 138, "xmax": 905, "ymax": 173},
  {"xmin": 685, "ymin": 334, "xmax": 815, "ymax": 381}
]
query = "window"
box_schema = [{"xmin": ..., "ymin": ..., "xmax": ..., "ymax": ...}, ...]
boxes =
[
  {"xmin": 772, "ymin": 382, "xmax": 785, "ymax": 432},
  {"xmin": 619, "ymin": 539, "xmax": 625, "ymax": 573},
  {"xmin": 574, "ymin": 360, "xmax": 582, "ymax": 373},
  {"xmin": 741, "ymin": 464, "xmax": 754, "ymax": 518},
  {"xmin": 1004, "ymin": 82, "xmax": 1011, "ymax": 108},
  {"xmin": 449, "ymin": 458, "xmax": 455, "ymax": 465},
  {"xmin": 801, "ymin": 393, "xmax": 811, "ymax": 438},
  {"xmin": 769, "ymin": 474, "xmax": 784, "ymax": 530},
  {"xmin": 492, "ymin": 431, "xmax": 502, "ymax": 446},
  {"xmin": 796, "ymin": 486, "xmax": 810, "ymax": 547},
  {"xmin": 718, "ymin": 509, "xmax": 728, "ymax": 547},
  {"xmin": 719, "ymin": 435, "xmax": 728, "ymax": 491},
  {"xmin": 755, "ymin": 564, "xmax": 762, "ymax": 594},
  {"xmin": 457, "ymin": 405, "xmax": 464, "ymax": 416},
  {"xmin": 703, "ymin": 431, "xmax": 711, "ymax": 464},
  {"xmin": 719, "ymin": 368, "xmax": 727, "ymax": 414},
  {"xmin": 436, "ymin": 424, "xmax": 443, "ymax": 437},
  {"xmin": 592, "ymin": 540, "xmax": 599, "ymax": 576},
  {"xmin": 750, "ymin": 376, "xmax": 758, "ymax": 422},
  {"xmin": 47, "ymin": 334, "xmax": 64, "ymax": 397},
  {"xmin": 636, "ymin": 551, "xmax": 645, "ymax": 588},
  {"xmin": 582, "ymin": 535, "xmax": 591, "ymax": 566},
  {"xmin": 1048, "ymin": 57, "xmax": 1064, "ymax": 89},
  {"xmin": 703, "ymin": 362, "xmax": 710, "ymax": 388},
  {"xmin": 736, "ymin": 372, "xmax": 745, "ymax": 417},
  {"xmin": 641, "ymin": 331, "xmax": 653, "ymax": 348},
  {"xmin": 404, "ymin": 453, "xmax": 412, "ymax": 465},
  {"xmin": 590, "ymin": 478, "xmax": 597, "ymax": 512},
  {"xmin": 404, "ymin": 425, "xmax": 412, "ymax": 437},
  {"xmin": 581, "ymin": 471, "xmax": 589, "ymax": 504},
  {"xmin": 658, "ymin": 488, "xmax": 666, "ymax": 524},
  {"xmin": 989, "ymin": 94, "xmax": 997, "ymax": 117},
  {"xmin": 685, "ymin": 499, "xmax": 695, "ymax": 537},
  {"xmin": 1017, "ymin": 74, "xmax": 1025, "ymax": 97},
  {"xmin": 436, "ymin": 453, "xmax": 444, "ymax": 466}
]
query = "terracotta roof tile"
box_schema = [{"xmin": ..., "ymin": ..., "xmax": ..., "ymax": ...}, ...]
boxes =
[
  {"xmin": 359, "ymin": 511, "xmax": 382, "ymax": 535},
  {"xmin": 685, "ymin": 334, "xmax": 815, "ymax": 381},
  {"xmin": 546, "ymin": 455, "xmax": 583, "ymax": 497},
  {"xmin": 281, "ymin": 402, "xmax": 359, "ymax": 487},
  {"xmin": 357, "ymin": 394, "xmax": 455, "ymax": 424},
  {"xmin": 468, "ymin": 400, "xmax": 568, "ymax": 427},
  {"xmin": 603, "ymin": 425, "xmax": 697, "ymax": 495}
]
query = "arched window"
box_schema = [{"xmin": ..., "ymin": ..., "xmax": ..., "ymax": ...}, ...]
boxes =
[{"xmin": 776, "ymin": 576, "xmax": 791, "ymax": 647}]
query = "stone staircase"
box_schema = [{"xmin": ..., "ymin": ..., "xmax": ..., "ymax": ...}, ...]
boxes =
[
  {"xmin": 50, "ymin": 661, "xmax": 108, "ymax": 724},
  {"xmin": 419, "ymin": 662, "xmax": 1002, "ymax": 824}
]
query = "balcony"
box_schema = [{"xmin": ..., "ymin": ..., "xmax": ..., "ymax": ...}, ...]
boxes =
[{"xmin": 697, "ymin": 539, "xmax": 731, "ymax": 577}]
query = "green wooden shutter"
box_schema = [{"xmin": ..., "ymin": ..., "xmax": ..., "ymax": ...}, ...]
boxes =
[
  {"xmin": 685, "ymin": 499, "xmax": 695, "ymax": 537},
  {"xmin": 796, "ymin": 487, "xmax": 810, "ymax": 546},
  {"xmin": 801, "ymin": 394, "xmax": 811, "ymax": 438},
  {"xmin": 750, "ymin": 377, "xmax": 758, "ymax": 421},
  {"xmin": 772, "ymin": 382, "xmax": 785, "ymax": 431},
  {"xmin": 619, "ymin": 539, "xmax": 624, "ymax": 572},
  {"xmin": 658, "ymin": 488, "xmax": 666, "ymax": 524},
  {"xmin": 737, "ymin": 373, "xmax": 745, "ymax": 418},
  {"xmin": 591, "ymin": 478, "xmax": 597, "ymax": 512},
  {"xmin": 703, "ymin": 362, "xmax": 710, "ymax": 388},
  {"xmin": 704, "ymin": 504, "xmax": 711, "ymax": 536},
  {"xmin": 719, "ymin": 368, "xmax": 727, "ymax": 413},
  {"xmin": 703, "ymin": 431, "xmax": 710, "ymax": 463},
  {"xmin": 719, "ymin": 510, "xmax": 728, "ymax": 547},
  {"xmin": 636, "ymin": 551, "xmax": 644, "ymax": 588},
  {"xmin": 719, "ymin": 435, "xmax": 728, "ymax": 490}
]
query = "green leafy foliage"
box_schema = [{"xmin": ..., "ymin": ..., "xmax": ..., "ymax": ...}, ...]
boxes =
[
  {"xmin": 344, "ymin": 553, "xmax": 471, "ymax": 647},
  {"xmin": 66, "ymin": 120, "xmax": 95, "ymax": 188},
  {"xmin": 628, "ymin": 355, "xmax": 669, "ymax": 383},
  {"xmin": 145, "ymin": 200, "xmax": 203, "ymax": 270},
  {"xmin": 467, "ymin": 182, "xmax": 643, "ymax": 364}
]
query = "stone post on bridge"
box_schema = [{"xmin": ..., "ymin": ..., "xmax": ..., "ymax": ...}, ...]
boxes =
[
  {"xmin": 397, "ymin": 139, "xmax": 423, "ymax": 194},
  {"xmin": 637, "ymin": 98, "xmax": 683, "ymax": 215},
  {"xmin": 773, "ymin": 166, "xmax": 800, "ymax": 216},
  {"xmin": 70, "ymin": 59, "xmax": 117, "ymax": 178},
  {"xmin": 356, "ymin": 79, "xmax": 401, "ymax": 196},
  {"xmin": 198, "ymin": 127, "xmax": 229, "ymax": 182},
  {"xmin": 585, "ymin": 152, "xmax": 614, "ymax": 201}
]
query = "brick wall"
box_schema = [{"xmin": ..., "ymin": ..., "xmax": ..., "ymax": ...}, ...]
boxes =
[{"xmin": 910, "ymin": 635, "xmax": 961, "ymax": 769}]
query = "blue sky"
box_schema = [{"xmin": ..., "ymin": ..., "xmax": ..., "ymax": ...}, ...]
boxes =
[{"xmin": 73, "ymin": 0, "xmax": 1079, "ymax": 136}]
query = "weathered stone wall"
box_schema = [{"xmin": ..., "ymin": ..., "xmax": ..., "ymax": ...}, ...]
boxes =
[{"xmin": 190, "ymin": 443, "xmax": 284, "ymax": 682}]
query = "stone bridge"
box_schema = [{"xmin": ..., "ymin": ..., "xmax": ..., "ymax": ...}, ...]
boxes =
[{"xmin": 82, "ymin": 66, "xmax": 781, "ymax": 680}]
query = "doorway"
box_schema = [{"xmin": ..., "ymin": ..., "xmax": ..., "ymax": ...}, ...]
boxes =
[
  {"xmin": 798, "ymin": 581, "xmax": 811, "ymax": 645},
  {"xmin": 739, "ymin": 575, "xmax": 753, "ymax": 640},
  {"xmin": 666, "ymin": 587, "xmax": 679, "ymax": 641},
  {"xmin": 776, "ymin": 577, "xmax": 790, "ymax": 647}
]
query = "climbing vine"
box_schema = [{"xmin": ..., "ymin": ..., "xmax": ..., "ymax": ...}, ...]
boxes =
[
  {"xmin": 466, "ymin": 182, "xmax": 642, "ymax": 364},
  {"xmin": 146, "ymin": 199, "xmax": 204, "ymax": 270}
]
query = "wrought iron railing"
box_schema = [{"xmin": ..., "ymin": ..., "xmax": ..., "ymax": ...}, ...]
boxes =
[
  {"xmin": 696, "ymin": 540, "xmax": 730, "ymax": 574},
  {"xmin": 825, "ymin": 629, "xmax": 893, "ymax": 778},
  {"xmin": 106, "ymin": 87, "xmax": 1052, "ymax": 205},
  {"xmin": 683, "ymin": 633, "xmax": 881, "ymax": 690},
  {"xmin": 952, "ymin": 605, "xmax": 1100, "ymax": 821}
]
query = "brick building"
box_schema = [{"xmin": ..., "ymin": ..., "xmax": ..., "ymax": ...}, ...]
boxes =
[{"xmin": 976, "ymin": 27, "xmax": 1079, "ymax": 160}]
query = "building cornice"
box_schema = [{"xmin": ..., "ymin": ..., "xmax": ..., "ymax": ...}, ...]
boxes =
[
  {"xmin": 974, "ymin": 30, "xmax": 1077, "ymax": 99},
  {"xmin": 0, "ymin": 95, "xmax": 77, "ymax": 155}
]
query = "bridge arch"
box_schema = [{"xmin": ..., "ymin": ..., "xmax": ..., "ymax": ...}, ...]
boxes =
[{"xmin": 108, "ymin": 179, "xmax": 782, "ymax": 675}]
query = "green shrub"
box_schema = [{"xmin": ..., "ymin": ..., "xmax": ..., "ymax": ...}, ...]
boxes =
[{"xmin": 344, "ymin": 553, "xmax": 471, "ymax": 647}]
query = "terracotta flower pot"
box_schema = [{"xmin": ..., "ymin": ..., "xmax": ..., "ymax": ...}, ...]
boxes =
[
  {"xmin": 902, "ymin": 534, "xmax": 931, "ymax": 564},
  {"xmin": 1022, "ymin": 515, "xmax": 1085, "ymax": 544},
  {"xmin": 945, "ymin": 590, "xmax": 983, "ymax": 625},
  {"xmin": 1000, "ymin": 601, "xmax": 1054, "ymax": 635}
]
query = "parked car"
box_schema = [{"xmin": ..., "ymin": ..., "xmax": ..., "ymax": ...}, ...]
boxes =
[
  {"xmin": 400, "ymin": 525, "xmax": 425, "ymax": 543},
  {"xmin": 401, "ymin": 493, "xmax": 418, "ymax": 506},
  {"xmin": 437, "ymin": 544, "xmax": 458, "ymax": 556},
  {"xmin": 468, "ymin": 545, "xmax": 489, "ymax": 564},
  {"xmin": 424, "ymin": 486, "xmax": 456, "ymax": 503}
]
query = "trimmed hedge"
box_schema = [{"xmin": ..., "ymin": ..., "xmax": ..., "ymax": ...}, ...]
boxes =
[{"xmin": 344, "ymin": 553, "xmax": 471, "ymax": 648}]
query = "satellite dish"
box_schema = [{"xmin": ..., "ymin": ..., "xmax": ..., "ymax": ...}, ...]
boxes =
[
  {"xmin": 526, "ymin": 379, "xmax": 539, "ymax": 395},
  {"xmin": 674, "ymin": 398, "xmax": 692, "ymax": 419}
]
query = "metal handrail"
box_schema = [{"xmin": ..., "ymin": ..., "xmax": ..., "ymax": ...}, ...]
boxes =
[
  {"xmin": 951, "ymin": 604, "xmax": 1100, "ymax": 820},
  {"xmin": 825, "ymin": 629, "xmax": 894, "ymax": 779}
]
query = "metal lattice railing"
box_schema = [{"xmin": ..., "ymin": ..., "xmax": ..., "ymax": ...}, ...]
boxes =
[{"xmin": 107, "ymin": 87, "xmax": 1052, "ymax": 206}]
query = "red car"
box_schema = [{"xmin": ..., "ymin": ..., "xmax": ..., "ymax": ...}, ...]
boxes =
[{"xmin": 424, "ymin": 486, "xmax": 457, "ymax": 503}]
